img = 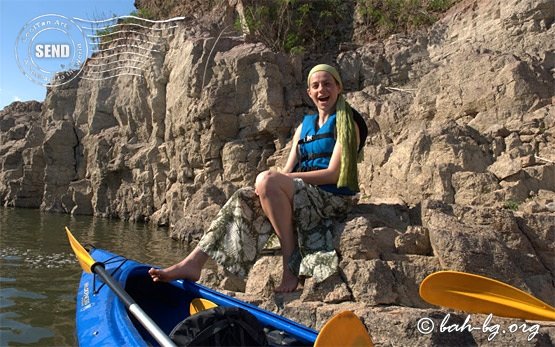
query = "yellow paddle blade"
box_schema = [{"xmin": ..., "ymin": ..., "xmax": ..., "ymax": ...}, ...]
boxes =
[
  {"xmin": 314, "ymin": 311, "xmax": 373, "ymax": 347},
  {"xmin": 420, "ymin": 271, "xmax": 555, "ymax": 321},
  {"xmin": 65, "ymin": 227, "xmax": 95, "ymax": 273},
  {"xmin": 189, "ymin": 298, "xmax": 217, "ymax": 315}
]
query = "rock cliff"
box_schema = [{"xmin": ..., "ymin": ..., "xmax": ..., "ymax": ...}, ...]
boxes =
[{"xmin": 1, "ymin": 0, "xmax": 554, "ymax": 344}]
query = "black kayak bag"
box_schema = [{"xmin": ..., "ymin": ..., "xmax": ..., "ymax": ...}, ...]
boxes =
[{"xmin": 170, "ymin": 306, "xmax": 269, "ymax": 347}]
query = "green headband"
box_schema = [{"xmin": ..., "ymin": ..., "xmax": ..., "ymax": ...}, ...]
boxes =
[{"xmin": 307, "ymin": 64, "xmax": 343, "ymax": 89}]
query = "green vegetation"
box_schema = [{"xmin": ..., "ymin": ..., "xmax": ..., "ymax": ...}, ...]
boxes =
[
  {"xmin": 503, "ymin": 200, "xmax": 520, "ymax": 211},
  {"xmin": 234, "ymin": 0, "xmax": 458, "ymax": 54},
  {"xmin": 357, "ymin": 0, "xmax": 457, "ymax": 37},
  {"xmin": 93, "ymin": 9, "xmax": 155, "ymax": 50},
  {"xmin": 130, "ymin": 8, "xmax": 155, "ymax": 20},
  {"xmin": 236, "ymin": 0, "xmax": 352, "ymax": 54},
  {"xmin": 126, "ymin": 0, "xmax": 458, "ymax": 54}
]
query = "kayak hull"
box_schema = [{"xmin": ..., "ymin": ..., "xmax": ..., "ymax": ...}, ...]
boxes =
[{"xmin": 75, "ymin": 248, "xmax": 317, "ymax": 346}]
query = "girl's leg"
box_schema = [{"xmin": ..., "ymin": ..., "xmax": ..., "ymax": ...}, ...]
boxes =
[
  {"xmin": 255, "ymin": 171, "xmax": 298, "ymax": 292},
  {"xmin": 150, "ymin": 186, "xmax": 273, "ymax": 284},
  {"xmin": 148, "ymin": 246, "xmax": 209, "ymax": 282}
]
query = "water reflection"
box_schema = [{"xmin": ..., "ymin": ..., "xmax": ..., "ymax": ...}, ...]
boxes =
[
  {"xmin": 0, "ymin": 312, "xmax": 54, "ymax": 345},
  {"xmin": 0, "ymin": 207, "xmax": 189, "ymax": 346}
]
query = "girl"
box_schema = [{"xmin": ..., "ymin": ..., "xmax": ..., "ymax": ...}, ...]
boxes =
[{"xmin": 149, "ymin": 64, "xmax": 366, "ymax": 293}]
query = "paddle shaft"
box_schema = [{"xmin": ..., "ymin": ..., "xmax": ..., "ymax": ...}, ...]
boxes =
[{"xmin": 92, "ymin": 263, "xmax": 177, "ymax": 347}]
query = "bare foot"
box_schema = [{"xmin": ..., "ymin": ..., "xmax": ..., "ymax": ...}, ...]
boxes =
[
  {"xmin": 274, "ymin": 268, "xmax": 299, "ymax": 293},
  {"xmin": 148, "ymin": 261, "xmax": 201, "ymax": 283},
  {"xmin": 149, "ymin": 249, "xmax": 207, "ymax": 283}
]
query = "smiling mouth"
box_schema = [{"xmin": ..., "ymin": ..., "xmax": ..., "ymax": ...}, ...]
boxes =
[{"xmin": 318, "ymin": 96, "xmax": 330, "ymax": 102}]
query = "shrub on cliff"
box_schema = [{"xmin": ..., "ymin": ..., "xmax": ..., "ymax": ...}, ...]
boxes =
[
  {"xmin": 237, "ymin": 0, "xmax": 353, "ymax": 54},
  {"xmin": 92, "ymin": 8, "xmax": 155, "ymax": 50},
  {"xmin": 236, "ymin": 0, "xmax": 459, "ymax": 53},
  {"xmin": 356, "ymin": 0, "xmax": 458, "ymax": 39}
]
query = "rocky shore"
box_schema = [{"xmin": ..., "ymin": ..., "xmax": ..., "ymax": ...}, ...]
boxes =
[{"xmin": 1, "ymin": 0, "xmax": 553, "ymax": 345}]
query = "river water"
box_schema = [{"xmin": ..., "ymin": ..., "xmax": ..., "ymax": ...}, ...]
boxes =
[{"xmin": 0, "ymin": 207, "xmax": 190, "ymax": 346}]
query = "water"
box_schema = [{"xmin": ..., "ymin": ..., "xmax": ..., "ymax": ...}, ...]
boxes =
[{"xmin": 0, "ymin": 207, "xmax": 191, "ymax": 346}]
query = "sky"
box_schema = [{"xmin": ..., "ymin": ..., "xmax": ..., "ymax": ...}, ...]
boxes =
[{"xmin": 0, "ymin": 0, "xmax": 136, "ymax": 110}]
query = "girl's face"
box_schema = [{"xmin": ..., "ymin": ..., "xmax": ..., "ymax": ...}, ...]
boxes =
[{"xmin": 307, "ymin": 71, "xmax": 342, "ymax": 116}]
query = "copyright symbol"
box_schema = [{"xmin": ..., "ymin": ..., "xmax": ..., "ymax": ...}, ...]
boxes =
[{"xmin": 417, "ymin": 318, "xmax": 434, "ymax": 335}]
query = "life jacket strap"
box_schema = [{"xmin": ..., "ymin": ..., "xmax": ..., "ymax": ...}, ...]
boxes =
[{"xmin": 297, "ymin": 132, "xmax": 334, "ymax": 145}]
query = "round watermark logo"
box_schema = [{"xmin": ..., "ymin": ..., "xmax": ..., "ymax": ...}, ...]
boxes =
[{"xmin": 15, "ymin": 14, "xmax": 88, "ymax": 87}]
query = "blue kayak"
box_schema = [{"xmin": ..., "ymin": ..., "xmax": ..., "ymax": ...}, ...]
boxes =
[{"xmin": 75, "ymin": 248, "xmax": 318, "ymax": 346}]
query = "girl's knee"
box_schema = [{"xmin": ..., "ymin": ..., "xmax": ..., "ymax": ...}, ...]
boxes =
[
  {"xmin": 255, "ymin": 171, "xmax": 270, "ymax": 188},
  {"xmin": 255, "ymin": 170, "xmax": 280, "ymax": 195}
]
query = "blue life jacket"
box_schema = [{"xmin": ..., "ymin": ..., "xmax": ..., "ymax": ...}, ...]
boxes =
[{"xmin": 296, "ymin": 114, "xmax": 355, "ymax": 195}]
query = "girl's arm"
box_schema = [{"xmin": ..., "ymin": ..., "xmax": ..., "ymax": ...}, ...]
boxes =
[{"xmin": 281, "ymin": 124, "xmax": 302, "ymax": 173}]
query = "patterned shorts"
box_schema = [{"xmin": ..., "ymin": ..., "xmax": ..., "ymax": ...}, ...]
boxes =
[{"xmin": 197, "ymin": 178, "xmax": 352, "ymax": 282}]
